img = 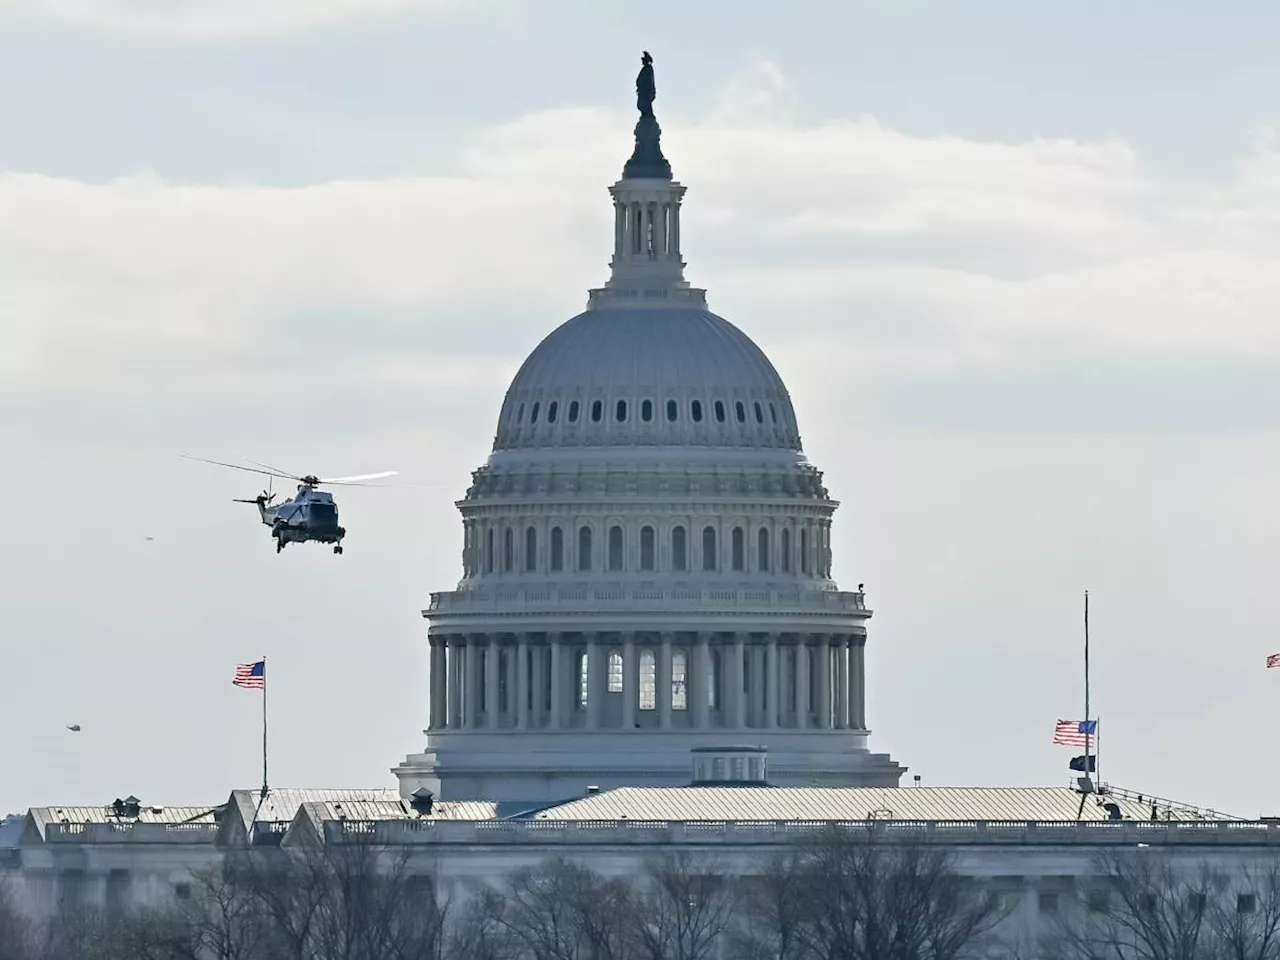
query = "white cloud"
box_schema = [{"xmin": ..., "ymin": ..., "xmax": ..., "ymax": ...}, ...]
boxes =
[{"xmin": 2, "ymin": 0, "xmax": 488, "ymax": 38}]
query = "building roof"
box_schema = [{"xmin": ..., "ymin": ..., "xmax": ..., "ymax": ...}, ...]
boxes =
[
  {"xmin": 532, "ymin": 786, "xmax": 1234, "ymax": 824},
  {"xmin": 227, "ymin": 787, "xmax": 402, "ymax": 828},
  {"xmin": 24, "ymin": 803, "xmax": 218, "ymax": 841}
]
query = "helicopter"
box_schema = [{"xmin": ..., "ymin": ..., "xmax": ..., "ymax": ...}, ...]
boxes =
[{"xmin": 183, "ymin": 456, "xmax": 397, "ymax": 554}]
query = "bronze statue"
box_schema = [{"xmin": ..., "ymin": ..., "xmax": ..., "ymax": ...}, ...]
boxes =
[{"xmin": 637, "ymin": 50, "xmax": 656, "ymax": 119}]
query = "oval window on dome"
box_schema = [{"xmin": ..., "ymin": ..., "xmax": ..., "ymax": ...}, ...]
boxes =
[
  {"xmin": 531, "ymin": 402, "xmax": 540, "ymax": 424},
  {"xmin": 714, "ymin": 401, "xmax": 726, "ymax": 423},
  {"xmin": 754, "ymin": 401, "xmax": 764, "ymax": 424},
  {"xmin": 666, "ymin": 399, "xmax": 678, "ymax": 422},
  {"xmin": 641, "ymin": 399, "xmax": 653, "ymax": 422},
  {"xmin": 517, "ymin": 403, "xmax": 525, "ymax": 424},
  {"xmin": 735, "ymin": 401, "xmax": 746, "ymax": 423},
  {"xmin": 769, "ymin": 403, "xmax": 778, "ymax": 424},
  {"xmin": 547, "ymin": 401, "xmax": 558, "ymax": 424},
  {"xmin": 691, "ymin": 400, "xmax": 703, "ymax": 423},
  {"xmin": 616, "ymin": 399, "xmax": 628, "ymax": 422},
  {"xmin": 591, "ymin": 400, "xmax": 603, "ymax": 423},
  {"xmin": 568, "ymin": 400, "xmax": 580, "ymax": 423}
]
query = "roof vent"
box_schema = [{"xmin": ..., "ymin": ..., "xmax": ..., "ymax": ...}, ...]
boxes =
[
  {"xmin": 1103, "ymin": 802, "xmax": 1123, "ymax": 821},
  {"xmin": 409, "ymin": 787, "xmax": 435, "ymax": 816},
  {"xmin": 691, "ymin": 746, "xmax": 768, "ymax": 786},
  {"xmin": 585, "ymin": 785, "xmax": 600, "ymax": 795}
]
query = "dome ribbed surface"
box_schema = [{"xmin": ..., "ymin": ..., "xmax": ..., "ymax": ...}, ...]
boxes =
[{"xmin": 493, "ymin": 306, "xmax": 802, "ymax": 452}]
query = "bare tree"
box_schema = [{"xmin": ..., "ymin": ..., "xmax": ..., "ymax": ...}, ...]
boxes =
[
  {"xmin": 1209, "ymin": 858, "xmax": 1280, "ymax": 960},
  {"xmin": 486, "ymin": 857, "xmax": 629, "ymax": 960},
  {"xmin": 623, "ymin": 852, "xmax": 737, "ymax": 960},
  {"xmin": 447, "ymin": 886, "xmax": 518, "ymax": 960},
  {"xmin": 730, "ymin": 850, "xmax": 814, "ymax": 960},
  {"xmin": 0, "ymin": 881, "xmax": 36, "ymax": 960}
]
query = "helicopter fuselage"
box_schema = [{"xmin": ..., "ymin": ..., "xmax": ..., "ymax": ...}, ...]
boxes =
[{"xmin": 251, "ymin": 485, "xmax": 346, "ymax": 553}]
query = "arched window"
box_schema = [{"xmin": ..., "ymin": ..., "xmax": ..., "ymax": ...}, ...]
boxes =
[
  {"xmin": 641, "ymin": 399, "xmax": 653, "ymax": 422},
  {"xmin": 639, "ymin": 525, "xmax": 655, "ymax": 571},
  {"xmin": 568, "ymin": 400, "xmax": 580, "ymax": 423},
  {"xmin": 702, "ymin": 526, "xmax": 717, "ymax": 571},
  {"xmin": 758, "ymin": 527, "xmax": 770, "ymax": 572},
  {"xmin": 578, "ymin": 526, "xmax": 593, "ymax": 571},
  {"xmin": 531, "ymin": 402, "xmax": 540, "ymax": 424},
  {"xmin": 781, "ymin": 527, "xmax": 791, "ymax": 573},
  {"xmin": 607, "ymin": 650, "xmax": 623, "ymax": 693},
  {"xmin": 503, "ymin": 527, "xmax": 514, "ymax": 572},
  {"xmin": 591, "ymin": 400, "xmax": 603, "ymax": 423},
  {"xmin": 672, "ymin": 651, "xmax": 688, "ymax": 711},
  {"xmin": 801, "ymin": 527, "xmax": 810, "ymax": 574},
  {"xmin": 525, "ymin": 526, "xmax": 537, "ymax": 572},
  {"xmin": 754, "ymin": 401, "xmax": 764, "ymax": 424},
  {"xmin": 731, "ymin": 527, "xmax": 745, "ymax": 571},
  {"xmin": 608, "ymin": 525, "xmax": 624, "ymax": 571},
  {"xmin": 672, "ymin": 526, "xmax": 688, "ymax": 572},
  {"xmin": 714, "ymin": 400, "xmax": 726, "ymax": 423},
  {"xmin": 550, "ymin": 526, "xmax": 564, "ymax": 572},
  {"xmin": 666, "ymin": 399, "xmax": 678, "ymax": 422},
  {"xmin": 639, "ymin": 650, "xmax": 656, "ymax": 710},
  {"xmin": 578, "ymin": 651, "xmax": 589, "ymax": 708},
  {"xmin": 485, "ymin": 527, "xmax": 494, "ymax": 574},
  {"xmin": 616, "ymin": 399, "xmax": 628, "ymax": 422},
  {"xmin": 691, "ymin": 400, "xmax": 703, "ymax": 423},
  {"xmin": 735, "ymin": 401, "xmax": 746, "ymax": 423},
  {"xmin": 547, "ymin": 400, "xmax": 559, "ymax": 424}
]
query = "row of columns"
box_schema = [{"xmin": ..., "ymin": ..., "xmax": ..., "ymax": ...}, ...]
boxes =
[{"xmin": 427, "ymin": 632, "xmax": 867, "ymax": 733}]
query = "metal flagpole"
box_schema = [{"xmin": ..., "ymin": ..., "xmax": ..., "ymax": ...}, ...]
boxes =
[
  {"xmin": 1084, "ymin": 591, "xmax": 1091, "ymax": 785},
  {"xmin": 261, "ymin": 655, "xmax": 269, "ymax": 801}
]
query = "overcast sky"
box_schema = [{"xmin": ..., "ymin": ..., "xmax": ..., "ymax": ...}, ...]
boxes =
[{"xmin": 3, "ymin": 0, "xmax": 1279, "ymax": 819}]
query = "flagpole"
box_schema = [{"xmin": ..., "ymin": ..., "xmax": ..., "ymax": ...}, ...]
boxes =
[
  {"xmin": 261, "ymin": 655, "xmax": 268, "ymax": 801},
  {"xmin": 1084, "ymin": 591, "xmax": 1092, "ymax": 788}
]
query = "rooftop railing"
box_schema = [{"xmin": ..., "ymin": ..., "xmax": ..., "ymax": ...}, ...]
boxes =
[
  {"xmin": 427, "ymin": 584, "xmax": 867, "ymax": 616},
  {"xmin": 44, "ymin": 822, "xmax": 220, "ymax": 844}
]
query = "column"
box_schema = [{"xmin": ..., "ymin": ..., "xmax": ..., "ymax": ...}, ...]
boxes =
[
  {"xmin": 485, "ymin": 637, "xmax": 499, "ymax": 730},
  {"xmin": 586, "ymin": 633, "xmax": 601, "ymax": 729},
  {"xmin": 531, "ymin": 638, "xmax": 545, "ymax": 729},
  {"xmin": 732, "ymin": 633, "xmax": 746, "ymax": 729},
  {"xmin": 835, "ymin": 637, "xmax": 849, "ymax": 730},
  {"xmin": 795, "ymin": 637, "xmax": 809, "ymax": 729},
  {"xmin": 614, "ymin": 201, "xmax": 625, "ymax": 259},
  {"xmin": 852, "ymin": 636, "xmax": 866, "ymax": 728},
  {"xmin": 450, "ymin": 637, "xmax": 463, "ymax": 728},
  {"xmin": 504, "ymin": 638, "xmax": 517, "ymax": 726},
  {"xmin": 766, "ymin": 635, "xmax": 778, "ymax": 730},
  {"xmin": 751, "ymin": 642, "xmax": 765, "ymax": 728},
  {"xmin": 622, "ymin": 633, "xmax": 638, "ymax": 729},
  {"xmin": 427, "ymin": 638, "xmax": 442, "ymax": 730},
  {"xmin": 549, "ymin": 635, "xmax": 563, "ymax": 730},
  {"xmin": 516, "ymin": 634, "xmax": 529, "ymax": 730},
  {"xmin": 465, "ymin": 636, "xmax": 480, "ymax": 729},
  {"xmin": 693, "ymin": 632, "xmax": 711, "ymax": 729},
  {"xmin": 816, "ymin": 634, "xmax": 831, "ymax": 730},
  {"xmin": 658, "ymin": 633, "xmax": 673, "ymax": 729}
]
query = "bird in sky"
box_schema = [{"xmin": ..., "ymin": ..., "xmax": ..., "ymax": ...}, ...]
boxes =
[{"xmin": 66, "ymin": 724, "xmax": 80, "ymax": 732}]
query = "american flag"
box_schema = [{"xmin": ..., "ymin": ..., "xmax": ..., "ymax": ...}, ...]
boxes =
[
  {"xmin": 1268, "ymin": 654, "xmax": 1280, "ymax": 669},
  {"xmin": 233, "ymin": 660, "xmax": 265, "ymax": 689},
  {"xmin": 1053, "ymin": 719, "xmax": 1096, "ymax": 747}
]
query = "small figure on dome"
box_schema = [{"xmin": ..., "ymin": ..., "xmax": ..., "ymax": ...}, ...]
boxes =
[{"xmin": 637, "ymin": 50, "xmax": 656, "ymax": 119}]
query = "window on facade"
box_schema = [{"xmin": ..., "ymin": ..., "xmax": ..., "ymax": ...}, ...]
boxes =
[
  {"xmin": 702, "ymin": 526, "xmax": 717, "ymax": 571},
  {"xmin": 640, "ymin": 399, "xmax": 653, "ymax": 422},
  {"xmin": 503, "ymin": 527, "xmax": 513, "ymax": 572},
  {"xmin": 672, "ymin": 526, "xmax": 688, "ymax": 571},
  {"xmin": 801, "ymin": 528, "xmax": 810, "ymax": 574},
  {"xmin": 639, "ymin": 650, "xmax": 656, "ymax": 710},
  {"xmin": 568, "ymin": 400, "xmax": 580, "ymax": 423},
  {"xmin": 547, "ymin": 401, "xmax": 558, "ymax": 424},
  {"xmin": 478, "ymin": 649, "xmax": 488, "ymax": 711},
  {"xmin": 525, "ymin": 526, "xmax": 537, "ymax": 571},
  {"xmin": 550, "ymin": 526, "xmax": 564, "ymax": 571},
  {"xmin": 607, "ymin": 650, "xmax": 623, "ymax": 693},
  {"xmin": 781, "ymin": 528, "xmax": 791, "ymax": 572},
  {"xmin": 1239, "ymin": 894, "xmax": 1258, "ymax": 914},
  {"xmin": 578, "ymin": 526, "xmax": 593, "ymax": 571},
  {"xmin": 754, "ymin": 401, "xmax": 764, "ymax": 424},
  {"xmin": 174, "ymin": 882, "xmax": 192, "ymax": 900},
  {"xmin": 639, "ymin": 525, "xmax": 655, "ymax": 571},
  {"xmin": 616, "ymin": 399, "xmax": 628, "ymax": 422},
  {"xmin": 735, "ymin": 401, "xmax": 746, "ymax": 423},
  {"xmin": 770, "ymin": 403, "xmax": 778, "ymax": 424},
  {"xmin": 672, "ymin": 651, "xmax": 688, "ymax": 710},
  {"xmin": 731, "ymin": 527, "xmax": 745, "ymax": 571},
  {"xmin": 591, "ymin": 400, "xmax": 603, "ymax": 423},
  {"xmin": 714, "ymin": 400, "xmax": 726, "ymax": 423},
  {"xmin": 608, "ymin": 525, "xmax": 624, "ymax": 571},
  {"xmin": 531, "ymin": 402, "xmax": 540, "ymax": 424},
  {"xmin": 666, "ymin": 399, "xmax": 678, "ymax": 422},
  {"xmin": 1086, "ymin": 888, "xmax": 1110, "ymax": 913},
  {"xmin": 758, "ymin": 528, "xmax": 770, "ymax": 571},
  {"xmin": 485, "ymin": 528, "xmax": 494, "ymax": 574},
  {"xmin": 1037, "ymin": 892, "xmax": 1059, "ymax": 915},
  {"xmin": 578, "ymin": 651, "xmax": 588, "ymax": 708},
  {"xmin": 691, "ymin": 400, "xmax": 703, "ymax": 423}
]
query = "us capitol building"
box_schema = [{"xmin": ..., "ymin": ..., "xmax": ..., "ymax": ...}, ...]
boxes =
[{"xmin": 3, "ymin": 54, "xmax": 1273, "ymax": 947}]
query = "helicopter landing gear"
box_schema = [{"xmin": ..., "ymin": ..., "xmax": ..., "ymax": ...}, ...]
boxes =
[
  {"xmin": 334, "ymin": 544, "xmax": 344, "ymax": 555},
  {"xmin": 276, "ymin": 537, "xmax": 284, "ymax": 554}
]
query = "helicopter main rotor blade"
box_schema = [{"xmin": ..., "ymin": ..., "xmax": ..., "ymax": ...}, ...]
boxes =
[
  {"xmin": 181, "ymin": 455, "xmax": 296, "ymax": 482},
  {"xmin": 318, "ymin": 471, "xmax": 399, "ymax": 485},
  {"xmin": 244, "ymin": 459, "xmax": 303, "ymax": 481}
]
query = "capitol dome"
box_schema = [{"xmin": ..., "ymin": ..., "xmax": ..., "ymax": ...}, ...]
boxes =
[
  {"xmin": 493, "ymin": 306, "xmax": 802, "ymax": 452},
  {"xmin": 396, "ymin": 53, "xmax": 902, "ymax": 803}
]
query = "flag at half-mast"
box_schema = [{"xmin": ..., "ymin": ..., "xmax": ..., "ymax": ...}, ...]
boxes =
[
  {"xmin": 1053, "ymin": 719, "xmax": 1096, "ymax": 747},
  {"xmin": 233, "ymin": 660, "xmax": 266, "ymax": 689},
  {"xmin": 1267, "ymin": 653, "xmax": 1280, "ymax": 669}
]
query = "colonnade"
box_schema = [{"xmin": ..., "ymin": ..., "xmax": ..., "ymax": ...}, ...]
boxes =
[{"xmin": 427, "ymin": 631, "xmax": 866, "ymax": 733}]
